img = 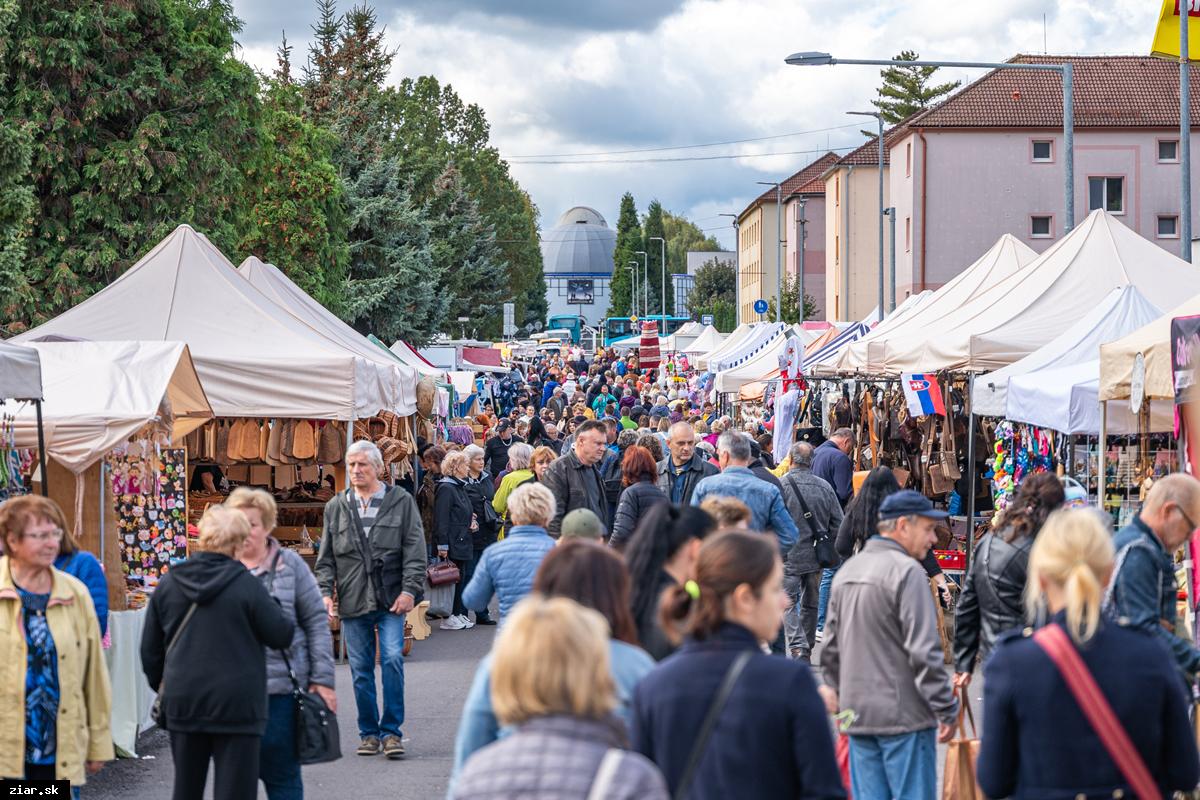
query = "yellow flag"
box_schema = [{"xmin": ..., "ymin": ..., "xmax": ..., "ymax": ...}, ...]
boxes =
[{"xmin": 1152, "ymin": 0, "xmax": 1200, "ymax": 60}]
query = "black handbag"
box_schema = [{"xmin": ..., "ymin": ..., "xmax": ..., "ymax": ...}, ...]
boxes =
[
  {"xmin": 784, "ymin": 480, "xmax": 839, "ymax": 568},
  {"xmin": 281, "ymin": 649, "xmax": 342, "ymax": 765}
]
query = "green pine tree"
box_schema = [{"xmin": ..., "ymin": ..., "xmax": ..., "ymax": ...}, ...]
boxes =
[
  {"xmin": 642, "ymin": 199, "xmax": 670, "ymax": 318},
  {"xmin": 870, "ymin": 50, "xmax": 961, "ymax": 126},
  {"xmin": 0, "ymin": 0, "xmax": 34, "ymax": 331},
  {"xmin": 608, "ymin": 192, "xmax": 642, "ymax": 317},
  {"xmin": 688, "ymin": 256, "xmax": 737, "ymax": 331}
]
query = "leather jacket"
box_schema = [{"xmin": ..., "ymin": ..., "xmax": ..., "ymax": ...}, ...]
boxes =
[{"xmin": 952, "ymin": 530, "xmax": 1031, "ymax": 673}]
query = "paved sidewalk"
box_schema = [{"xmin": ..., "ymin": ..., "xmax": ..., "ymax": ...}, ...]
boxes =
[{"xmin": 85, "ymin": 622, "xmax": 497, "ymax": 799}]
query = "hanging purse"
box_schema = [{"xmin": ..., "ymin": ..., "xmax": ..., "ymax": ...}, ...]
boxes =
[
  {"xmin": 426, "ymin": 557, "xmax": 461, "ymax": 587},
  {"xmin": 783, "ymin": 479, "xmax": 838, "ymax": 568},
  {"xmin": 280, "ymin": 648, "xmax": 342, "ymax": 764}
]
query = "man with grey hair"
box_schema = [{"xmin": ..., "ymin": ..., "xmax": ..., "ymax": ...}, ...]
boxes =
[
  {"xmin": 316, "ymin": 439, "xmax": 426, "ymax": 759},
  {"xmin": 779, "ymin": 441, "xmax": 843, "ymax": 661},
  {"xmin": 690, "ymin": 432, "xmax": 798, "ymax": 557},
  {"xmin": 656, "ymin": 420, "xmax": 717, "ymax": 505}
]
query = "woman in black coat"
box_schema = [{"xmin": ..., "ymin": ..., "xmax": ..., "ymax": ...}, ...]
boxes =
[
  {"xmin": 141, "ymin": 505, "xmax": 294, "ymax": 800},
  {"xmin": 609, "ymin": 445, "xmax": 667, "ymax": 549},
  {"xmin": 435, "ymin": 451, "xmax": 478, "ymax": 630},
  {"xmin": 463, "ymin": 445, "xmax": 498, "ymax": 625}
]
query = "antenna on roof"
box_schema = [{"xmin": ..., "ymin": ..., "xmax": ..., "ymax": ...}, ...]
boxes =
[{"xmin": 1043, "ymin": 13, "xmax": 1047, "ymax": 54}]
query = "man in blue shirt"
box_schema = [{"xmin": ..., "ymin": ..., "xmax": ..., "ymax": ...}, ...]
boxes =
[
  {"xmin": 811, "ymin": 428, "xmax": 855, "ymax": 507},
  {"xmin": 691, "ymin": 432, "xmax": 798, "ymax": 556}
]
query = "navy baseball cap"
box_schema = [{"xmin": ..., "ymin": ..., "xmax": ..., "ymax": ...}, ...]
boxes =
[{"xmin": 878, "ymin": 490, "xmax": 950, "ymax": 521}]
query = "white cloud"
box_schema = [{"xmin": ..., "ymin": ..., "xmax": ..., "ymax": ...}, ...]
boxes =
[{"xmin": 233, "ymin": 0, "xmax": 1162, "ymax": 250}]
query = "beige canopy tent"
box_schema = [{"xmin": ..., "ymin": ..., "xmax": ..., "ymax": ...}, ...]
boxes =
[
  {"xmin": 1099, "ymin": 293, "xmax": 1200, "ymax": 403},
  {"xmin": 15, "ymin": 225, "xmax": 407, "ymax": 419},
  {"xmin": 694, "ymin": 323, "xmax": 753, "ymax": 370},
  {"xmin": 682, "ymin": 325, "xmax": 726, "ymax": 357},
  {"xmin": 10, "ymin": 341, "xmax": 212, "ymax": 474},
  {"xmin": 835, "ymin": 233, "xmax": 1038, "ymax": 373},
  {"xmin": 714, "ymin": 325, "xmax": 810, "ymax": 393},
  {"xmin": 0, "ymin": 339, "xmax": 42, "ymax": 400},
  {"xmin": 865, "ymin": 211, "xmax": 1200, "ymax": 374}
]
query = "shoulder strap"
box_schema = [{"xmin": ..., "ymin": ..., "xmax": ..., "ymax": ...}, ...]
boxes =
[
  {"xmin": 344, "ymin": 491, "xmax": 373, "ymax": 562},
  {"xmin": 674, "ymin": 649, "xmax": 753, "ymax": 800},
  {"xmin": 166, "ymin": 603, "xmax": 198, "ymax": 657},
  {"xmin": 1032, "ymin": 624, "xmax": 1158, "ymax": 800},
  {"xmin": 783, "ymin": 478, "xmax": 825, "ymax": 536},
  {"xmin": 585, "ymin": 748, "xmax": 624, "ymax": 800}
]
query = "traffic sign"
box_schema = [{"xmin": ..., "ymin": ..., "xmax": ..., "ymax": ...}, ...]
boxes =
[
  {"xmin": 700, "ymin": 314, "xmax": 714, "ymax": 326},
  {"xmin": 753, "ymin": 299, "xmax": 768, "ymax": 315}
]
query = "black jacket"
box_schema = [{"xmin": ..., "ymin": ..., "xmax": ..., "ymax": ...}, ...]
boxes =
[
  {"xmin": 953, "ymin": 530, "xmax": 1032, "ymax": 673},
  {"xmin": 484, "ymin": 434, "xmax": 523, "ymax": 477},
  {"xmin": 610, "ymin": 479, "xmax": 668, "ymax": 549},
  {"xmin": 654, "ymin": 452, "xmax": 719, "ymax": 506},
  {"xmin": 465, "ymin": 473, "xmax": 497, "ymax": 551},
  {"xmin": 542, "ymin": 449, "xmax": 610, "ymax": 537},
  {"xmin": 140, "ymin": 552, "xmax": 294, "ymax": 735},
  {"xmin": 434, "ymin": 476, "xmax": 476, "ymax": 561},
  {"xmin": 633, "ymin": 570, "xmax": 678, "ymax": 661}
]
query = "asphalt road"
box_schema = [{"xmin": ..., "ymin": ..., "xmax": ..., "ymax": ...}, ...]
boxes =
[{"xmin": 85, "ymin": 621, "xmax": 498, "ymax": 800}]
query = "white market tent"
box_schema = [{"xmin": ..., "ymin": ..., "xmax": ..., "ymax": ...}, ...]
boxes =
[
  {"xmin": 709, "ymin": 322, "xmax": 788, "ymax": 372},
  {"xmin": 806, "ymin": 322, "xmax": 873, "ymax": 372},
  {"xmin": 11, "ymin": 341, "xmax": 213, "ymax": 473},
  {"xmin": 14, "ymin": 225, "xmax": 407, "ymax": 419},
  {"xmin": 0, "ymin": 339, "xmax": 42, "ymax": 400},
  {"xmin": 387, "ymin": 338, "xmax": 443, "ymax": 377},
  {"xmin": 682, "ymin": 325, "xmax": 726, "ymax": 357},
  {"xmin": 1099, "ymin": 293, "xmax": 1200, "ymax": 403},
  {"xmin": 237, "ymin": 256, "xmax": 422, "ymax": 400},
  {"xmin": 663, "ymin": 321, "xmax": 705, "ymax": 353},
  {"xmin": 714, "ymin": 325, "xmax": 804, "ymax": 393},
  {"xmin": 836, "ymin": 233, "xmax": 1039, "ymax": 373},
  {"xmin": 865, "ymin": 211, "xmax": 1200, "ymax": 374},
  {"xmin": 694, "ymin": 323, "xmax": 754, "ymax": 370},
  {"xmin": 972, "ymin": 286, "xmax": 1166, "ymax": 433}
]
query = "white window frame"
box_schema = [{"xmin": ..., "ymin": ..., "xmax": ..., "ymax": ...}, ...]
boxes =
[
  {"xmin": 1158, "ymin": 139, "xmax": 1180, "ymax": 164},
  {"xmin": 1157, "ymin": 214, "xmax": 1180, "ymax": 239},
  {"xmin": 1030, "ymin": 215, "xmax": 1054, "ymax": 239},
  {"xmin": 1088, "ymin": 176, "xmax": 1125, "ymax": 215},
  {"xmin": 1031, "ymin": 140, "xmax": 1054, "ymax": 163}
]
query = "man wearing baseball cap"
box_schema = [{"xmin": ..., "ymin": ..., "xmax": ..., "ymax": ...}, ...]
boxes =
[{"xmin": 818, "ymin": 490, "xmax": 958, "ymax": 799}]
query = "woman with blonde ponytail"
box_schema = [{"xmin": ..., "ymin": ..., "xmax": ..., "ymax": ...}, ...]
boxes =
[{"xmin": 977, "ymin": 509, "xmax": 1198, "ymax": 799}]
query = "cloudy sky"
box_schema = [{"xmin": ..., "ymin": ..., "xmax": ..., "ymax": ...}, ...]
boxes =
[{"xmin": 233, "ymin": 0, "xmax": 1156, "ymax": 249}]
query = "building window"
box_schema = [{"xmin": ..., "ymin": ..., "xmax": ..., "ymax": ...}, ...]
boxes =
[
  {"xmin": 1031, "ymin": 140, "xmax": 1053, "ymax": 162},
  {"xmin": 905, "ymin": 142, "xmax": 912, "ymax": 176},
  {"xmin": 835, "ymin": 176, "xmax": 840, "ymax": 205},
  {"xmin": 1030, "ymin": 215, "xmax": 1053, "ymax": 238},
  {"xmin": 1158, "ymin": 139, "xmax": 1180, "ymax": 163},
  {"xmin": 905, "ymin": 217, "xmax": 912, "ymax": 252},
  {"xmin": 1158, "ymin": 214, "xmax": 1180, "ymax": 238},
  {"xmin": 1088, "ymin": 176, "xmax": 1124, "ymax": 214},
  {"xmin": 834, "ymin": 236, "xmax": 839, "ymax": 261}
]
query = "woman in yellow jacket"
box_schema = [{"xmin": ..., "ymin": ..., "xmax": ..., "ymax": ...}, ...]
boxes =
[
  {"xmin": 492, "ymin": 442, "xmax": 535, "ymax": 539},
  {"xmin": 0, "ymin": 496, "xmax": 113, "ymax": 791}
]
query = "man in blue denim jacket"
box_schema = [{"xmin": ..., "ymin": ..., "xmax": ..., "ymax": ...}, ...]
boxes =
[
  {"xmin": 691, "ymin": 432, "xmax": 798, "ymax": 555},
  {"xmin": 1107, "ymin": 474, "xmax": 1200, "ymax": 678}
]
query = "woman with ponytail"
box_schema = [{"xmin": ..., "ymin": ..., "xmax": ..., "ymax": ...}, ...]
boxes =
[
  {"xmin": 623, "ymin": 504, "xmax": 717, "ymax": 660},
  {"xmin": 976, "ymin": 508, "xmax": 1198, "ymax": 799},
  {"xmin": 953, "ymin": 472, "xmax": 1065, "ymax": 683},
  {"xmin": 630, "ymin": 532, "xmax": 844, "ymax": 800}
]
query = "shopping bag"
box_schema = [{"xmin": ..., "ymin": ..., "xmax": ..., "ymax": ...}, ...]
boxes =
[
  {"xmin": 836, "ymin": 733, "xmax": 853, "ymax": 800},
  {"xmin": 942, "ymin": 687, "xmax": 984, "ymax": 800},
  {"xmin": 425, "ymin": 578, "xmax": 454, "ymax": 619}
]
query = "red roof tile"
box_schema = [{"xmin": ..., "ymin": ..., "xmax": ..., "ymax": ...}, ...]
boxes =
[
  {"xmin": 908, "ymin": 55, "xmax": 1200, "ymax": 129},
  {"xmin": 752, "ymin": 152, "xmax": 841, "ymax": 204}
]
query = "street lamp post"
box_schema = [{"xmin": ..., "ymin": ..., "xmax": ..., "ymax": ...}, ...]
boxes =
[
  {"xmin": 635, "ymin": 250, "xmax": 649, "ymax": 318},
  {"xmin": 650, "ymin": 235, "xmax": 667, "ymax": 333},
  {"xmin": 627, "ymin": 262, "xmax": 638, "ymax": 317},
  {"xmin": 884, "ymin": 207, "xmax": 897, "ymax": 310},
  {"xmin": 718, "ymin": 213, "xmax": 740, "ymax": 325},
  {"xmin": 786, "ymin": 52, "xmax": 1075, "ymax": 232},
  {"xmin": 783, "ymin": 193, "xmax": 808, "ymax": 324},
  {"xmin": 848, "ymin": 110, "xmax": 885, "ymax": 321},
  {"xmin": 756, "ymin": 181, "xmax": 784, "ymax": 322}
]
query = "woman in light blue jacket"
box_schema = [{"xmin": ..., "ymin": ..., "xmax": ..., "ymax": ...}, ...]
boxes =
[
  {"xmin": 462, "ymin": 483, "xmax": 556, "ymax": 620},
  {"xmin": 452, "ymin": 540, "xmax": 655, "ymax": 784}
]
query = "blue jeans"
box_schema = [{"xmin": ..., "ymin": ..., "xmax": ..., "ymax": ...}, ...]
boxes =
[
  {"xmin": 849, "ymin": 728, "xmax": 937, "ymax": 800},
  {"xmin": 817, "ymin": 567, "xmax": 836, "ymax": 631},
  {"xmin": 342, "ymin": 609, "xmax": 407, "ymax": 739},
  {"xmin": 260, "ymin": 693, "xmax": 303, "ymax": 799}
]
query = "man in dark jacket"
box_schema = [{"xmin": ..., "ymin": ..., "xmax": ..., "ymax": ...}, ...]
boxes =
[
  {"xmin": 542, "ymin": 419, "xmax": 610, "ymax": 537},
  {"xmin": 655, "ymin": 421, "xmax": 717, "ymax": 505},
  {"xmin": 1107, "ymin": 474, "xmax": 1200, "ymax": 678},
  {"xmin": 316, "ymin": 441, "xmax": 426, "ymax": 760},
  {"xmin": 779, "ymin": 441, "xmax": 843, "ymax": 662},
  {"xmin": 141, "ymin": 505, "xmax": 294, "ymax": 798},
  {"xmin": 483, "ymin": 420, "xmax": 523, "ymax": 477},
  {"xmin": 811, "ymin": 428, "xmax": 854, "ymax": 507}
]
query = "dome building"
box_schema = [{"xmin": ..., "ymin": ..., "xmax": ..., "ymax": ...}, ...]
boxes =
[{"xmin": 541, "ymin": 206, "xmax": 616, "ymax": 328}]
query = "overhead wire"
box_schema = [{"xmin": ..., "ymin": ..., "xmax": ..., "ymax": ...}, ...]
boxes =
[
  {"xmin": 505, "ymin": 123, "xmax": 863, "ymax": 160},
  {"xmin": 510, "ymin": 145, "xmax": 856, "ymax": 166}
]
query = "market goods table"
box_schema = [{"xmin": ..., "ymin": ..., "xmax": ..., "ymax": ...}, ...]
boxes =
[{"xmin": 85, "ymin": 623, "xmax": 497, "ymax": 800}]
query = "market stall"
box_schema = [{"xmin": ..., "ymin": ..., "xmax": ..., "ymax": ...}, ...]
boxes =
[
  {"xmin": 707, "ymin": 322, "xmax": 788, "ymax": 373},
  {"xmin": 694, "ymin": 322, "xmax": 753, "ymax": 371},
  {"xmin": 682, "ymin": 325, "xmax": 727, "ymax": 358},
  {"xmin": 0, "ymin": 340, "xmax": 47, "ymax": 498}
]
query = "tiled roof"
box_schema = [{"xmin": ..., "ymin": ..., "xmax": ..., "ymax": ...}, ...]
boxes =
[
  {"xmin": 834, "ymin": 122, "xmax": 912, "ymax": 167},
  {"xmin": 908, "ymin": 55, "xmax": 1200, "ymax": 128},
  {"xmin": 752, "ymin": 152, "xmax": 841, "ymax": 204}
]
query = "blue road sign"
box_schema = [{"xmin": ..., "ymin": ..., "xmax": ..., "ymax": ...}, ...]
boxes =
[{"xmin": 753, "ymin": 299, "xmax": 768, "ymax": 315}]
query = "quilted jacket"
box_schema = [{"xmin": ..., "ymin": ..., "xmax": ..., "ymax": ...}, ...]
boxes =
[
  {"xmin": 609, "ymin": 480, "xmax": 667, "ymax": 549},
  {"xmin": 461, "ymin": 525, "xmax": 555, "ymax": 619},
  {"xmin": 452, "ymin": 715, "xmax": 668, "ymax": 800}
]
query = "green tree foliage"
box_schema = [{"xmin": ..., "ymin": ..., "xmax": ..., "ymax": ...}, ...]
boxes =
[
  {"xmin": 1, "ymin": 0, "xmax": 262, "ymax": 330},
  {"xmin": 0, "ymin": 0, "xmax": 35, "ymax": 329},
  {"xmin": 767, "ymin": 275, "xmax": 819, "ymax": 325},
  {"xmin": 688, "ymin": 257, "xmax": 737, "ymax": 331},
  {"xmin": 662, "ymin": 211, "xmax": 722, "ymax": 276},
  {"xmin": 608, "ymin": 192, "xmax": 643, "ymax": 317},
  {"xmin": 871, "ymin": 50, "xmax": 961, "ymax": 126},
  {"xmin": 642, "ymin": 199, "xmax": 670, "ymax": 316}
]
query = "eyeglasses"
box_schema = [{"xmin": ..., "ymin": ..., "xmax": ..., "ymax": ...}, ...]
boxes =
[
  {"xmin": 25, "ymin": 528, "xmax": 65, "ymax": 543},
  {"xmin": 1177, "ymin": 505, "xmax": 1199, "ymax": 536}
]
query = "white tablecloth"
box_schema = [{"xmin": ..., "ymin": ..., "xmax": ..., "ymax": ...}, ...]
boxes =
[{"xmin": 104, "ymin": 607, "xmax": 157, "ymax": 757}]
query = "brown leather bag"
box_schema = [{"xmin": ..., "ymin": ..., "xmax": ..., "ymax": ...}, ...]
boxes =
[
  {"xmin": 292, "ymin": 420, "xmax": 316, "ymax": 460},
  {"xmin": 258, "ymin": 420, "xmax": 270, "ymax": 462},
  {"xmin": 215, "ymin": 421, "xmax": 236, "ymax": 466},
  {"xmin": 279, "ymin": 420, "xmax": 297, "ymax": 465},
  {"xmin": 317, "ymin": 421, "xmax": 344, "ymax": 464},
  {"xmin": 265, "ymin": 419, "xmax": 284, "ymax": 466}
]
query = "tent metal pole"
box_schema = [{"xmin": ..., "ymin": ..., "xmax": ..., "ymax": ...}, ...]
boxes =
[
  {"xmin": 1098, "ymin": 401, "xmax": 1108, "ymax": 506},
  {"xmin": 965, "ymin": 374, "xmax": 977, "ymax": 575},
  {"xmin": 35, "ymin": 399, "xmax": 48, "ymax": 497}
]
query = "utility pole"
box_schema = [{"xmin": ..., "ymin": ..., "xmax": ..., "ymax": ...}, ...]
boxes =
[
  {"xmin": 719, "ymin": 213, "xmax": 740, "ymax": 326},
  {"xmin": 1183, "ymin": 1, "xmax": 1193, "ymax": 261},
  {"xmin": 755, "ymin": 181, "xmax": 784, "ymax": 322},
  {"xmin": 635, "ymin": 250, "xmax": 648, "ymax": 317},
  {"xmin": 884, "ymin": 207, "xmax": 897, "ymax": 310}
]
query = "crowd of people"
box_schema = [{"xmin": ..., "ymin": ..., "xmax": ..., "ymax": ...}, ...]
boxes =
[{"xmin": 1, "ymin": 344, "xmax": 1199, "ymax": 799}]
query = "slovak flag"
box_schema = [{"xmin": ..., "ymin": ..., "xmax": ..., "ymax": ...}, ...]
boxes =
[{"xmin": 902, "ymin": 373, "xmax": 946, "ymax": 417}]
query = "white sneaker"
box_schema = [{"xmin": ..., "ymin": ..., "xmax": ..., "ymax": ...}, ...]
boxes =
[
  {"xmin": 440, "ymin": 615, "xmax": 466, "ymax": 630},
  {"xmin": 458, "ymin": 614, "xmax": 476, "ymax": 629},
  {"xmin": 815, "ymin": 630, "xmax": 824, "ymax": 644}
]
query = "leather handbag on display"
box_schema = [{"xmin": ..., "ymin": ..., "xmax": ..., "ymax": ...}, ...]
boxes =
[
  {"xmin": 292, "ymin": 420, "xmax": 317, "ymax": 460},
  {"xmin": 941, "ymin": 687, "xmax": 983, "ymax": 800},
  {"xmin": 426, "ymin": 558, "xmax": 461, "ymax": 587}
]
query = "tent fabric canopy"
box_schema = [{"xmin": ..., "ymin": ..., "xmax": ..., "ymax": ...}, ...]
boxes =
[
  {"xmin": 805, "ymin": 322, "xmax": 872, "ymax": 373},
  {"xmin": 682, "ymin": 325, "xmax": 726, "ymax": 357},
  {"xmin": 695, "ymin": 323, "xmax": 753, "ymax": 370},
  {"xmin": 0, "ymin": 340, "xmax": 42, "ymax": 400},
  {"xmin": 1099, "ymin": 292, "xmax": 1200, "ymax": 402},
  {"xmin": 973, "ymin": 285, "xmax": 1163, "ymax": 420},
  {"xmin": 383, "ymin": 337, "xmax": 442, "ymax": 377},
  {"xmin": 863, "ymin": 211, "xmax": 1200, "ymax": 374},
  {"xmin": 709, "ymin": 322, "xmax": 788, "ymax": 372},
  {"xmin": 15, "ymin": 225, "xmax": 404, "ymax": 419},
  {"xmin": 1006, "ymin": 360, "xmax": 1173, "ymax": 435},
  {"xmin": 713, "ymin": 326, "xmax": 805, "ymax": 393},
  {"xmin": 11, "ymin": 341, "xmax": 212, "ymax": 473},
  {"xmin": 835, "ymin": 234, "xmax": 1038, "ymax": 373},
  {"xmin": 460, "ymin": 346, "xmax": 510, "ymax": 374}
]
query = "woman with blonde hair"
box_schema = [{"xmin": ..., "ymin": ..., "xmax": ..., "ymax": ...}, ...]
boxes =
[
  {"xmin": 229, "ymin": 488, "xmax": 335, "ymax": 799},
  {"xmin": 529, "ymin": 445, "xmax": 557, "ymax": 482},
  {"xmin": 141, "ymin": 504, "xmax": 294, "ymax": 800},
  {"xmin": 976, "ymin": 508, "xmax": 1198, "ymax": 799},
  {"xmin": 436, "ymin": 450, "xmax": 478, "ymax": 630},
  {"xmin": 452, "ymin": 596, "xmax": 668, "ymax": 799}
]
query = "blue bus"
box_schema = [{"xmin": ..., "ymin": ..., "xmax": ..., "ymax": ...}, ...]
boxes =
[
  {"xmin": 546, "ymin": 315, "xmax": 584, "ymax": 344},
  {"xmin": 602, "ymin": 315, "xmax": 691, "ymax": 346}
]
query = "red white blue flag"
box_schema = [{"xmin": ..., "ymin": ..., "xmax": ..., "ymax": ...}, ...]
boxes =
[{"xmin": 902, "ymin": 373, "xmax": 946, "ymax": 417}]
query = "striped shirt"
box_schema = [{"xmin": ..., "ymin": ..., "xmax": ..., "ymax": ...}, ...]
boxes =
[{"xmin": 350, "ymin": 486, "xmax": 387, "ymax": 537}]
